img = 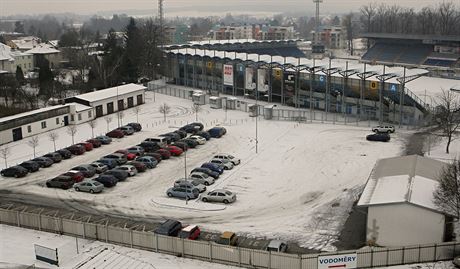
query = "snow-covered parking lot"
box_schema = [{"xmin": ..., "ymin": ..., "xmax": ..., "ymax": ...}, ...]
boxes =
[{"xmin": 0, "ymin": 92, "xmax": 406, "ymax": 251}]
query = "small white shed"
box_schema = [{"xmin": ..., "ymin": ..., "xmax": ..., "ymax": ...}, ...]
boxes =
[
  {"xmin": 209, "ymin": 96, "xmax": 223, "ymax": 109},
  {"xmin": 192, "ymin": 91, "xmax": 206, "ymax": 105}
]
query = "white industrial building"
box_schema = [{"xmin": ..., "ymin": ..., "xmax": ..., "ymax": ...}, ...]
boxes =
[{"xmin": 357, "ymin": 155, "xmax": 453, "ymax": 247}]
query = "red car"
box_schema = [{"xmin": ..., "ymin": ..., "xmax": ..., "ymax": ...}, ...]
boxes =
[
  {"xmin": 78, "ymin": 142, "xmax": 93, "ymax": 151},
  {"xmin": 126, "ymin": 161, "xmax": 147, "ymax": 172},
  {"xmin": 166, "ymin": 145, "xmax": 183, "ymax": 156},
  {"xmin": 155, "ymin": 149, "xmax": 171, "ymax": 159},
  {"xmin": 61, "ymin": 170, "xmax": 85, "ymax": 183},
  {"xmin": 115, "ymin": 149, "xmax": 136, "ymax": 160},
  {"xmin": 86, "ymin": 138, "xmax": 102, "ymax": 148},
  {"xmin": 179, "ymin": 225, "xmax": 201, "ymax": 240},
  {"xmin": 106, "ymin": 129, "xmax": 125, "ymax": 138},
  {"xmin": 66, "ymin": 144, "xmax": 86, "ymax": 155}
]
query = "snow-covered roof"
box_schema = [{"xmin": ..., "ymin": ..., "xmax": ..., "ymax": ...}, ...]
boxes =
[
  {"xmin": 67, "ymin": 102, "xmax": 93, "ymax": 112},
  {"xmin": 67, "ymin": 84, "xmax": 146, "ymax": 103},
  {"xmin": 406, "ymin": 76, "xmax": 460, "ymax": 100},
  {"xmin": 0, "ymin": 43, "xmax": 14, "ymax": 61},
  {"xmin": 357, "ymin": 155, "xmax": 448, "ymax": 215},
  {"xmin": 0, "ymin": 104, "xmax": 69, "ymax": 124},
  {"xmin": 25, "ymin": 44, "xmax": 60, "ymax": 55},
  {"xmin": 10, "ymin": 37, "xmax": 40, "ymax": 50}
]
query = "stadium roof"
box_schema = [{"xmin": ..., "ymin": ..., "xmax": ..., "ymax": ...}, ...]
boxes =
[
  {"xmin": 165, "ymin": 39, "xmax": 302, "ymax": 49},
  {"xmin": 360, "ymin": 33, "xmax": 460, "ymax": 42}
]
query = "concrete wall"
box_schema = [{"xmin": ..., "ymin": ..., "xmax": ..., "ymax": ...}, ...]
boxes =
[
  {"xmin": 367, "ymin": 203, "xmax": 445, "ymax": 247},
  {"xmin": 68, "ymin": 106, "xmax": 96, "ymax": 125}
]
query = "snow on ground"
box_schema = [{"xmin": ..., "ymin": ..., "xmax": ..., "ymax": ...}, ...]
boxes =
[
  {"xmin": 0, "ymin": 92, "xmax": 406, "ymax": 251},
  {"xmin": 425, "ymin": 134, "xmax": 460, "ymax": 162},
  {"xmin": 0, "ymin": 224, "xmax": 240, "ymax": 269}
]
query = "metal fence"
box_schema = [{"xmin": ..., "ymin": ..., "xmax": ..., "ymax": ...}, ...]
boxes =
[{"xmin": 1, "ymin": 206, "xmax": 458, "ymax": 269}]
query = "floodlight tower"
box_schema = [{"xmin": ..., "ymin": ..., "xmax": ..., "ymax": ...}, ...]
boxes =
[
  {"xmin": 313, "ymin": 0, "xmax": 323, "ymax": 44},
  {"xmin": 158, "ymin": 0, "xmax": 164, "ymax": 30}
]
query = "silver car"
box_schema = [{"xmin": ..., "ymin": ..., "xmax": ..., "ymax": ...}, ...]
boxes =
[
  {"xmin": 189, "ymin": 135, "xmax": 206, "ymax": 145},
  {"xmin": 201, "ymin": 189, "xmax": 236, "ymax": 204},
  {"xmin": 174, "ymin": 179, "xmax": 206, "ymax": 193},
  {"xmin": 90, "ymin": 162, "xmax": 109, "ymax": 174},
  {"xmin": 210, "ymin": 159, "xmax": 234, "ymax": 170},
  {"xmin": 189, "ymin": 172, "xmax": 215, "ymax": 186},
  {"xmin": 213, "ymin": 154, "xmax": 241, "ymax": 165},
  {"xmin": 74, "ymin": 180, "xmax": 104, "ymax": 193},
  {"xmin": 114, "ymin": 165, "xmax": 138, "ymax": 176}
]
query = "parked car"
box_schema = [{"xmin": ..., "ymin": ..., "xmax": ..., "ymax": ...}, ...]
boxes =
[
  {"xmin": 103, "ymin": 153, "xmax": 128, "ymax": 164},
  {"xmin": 166, "ymin": 145, "xmax": 183, "ymax": 156},
  {"xmin": 155, "ymin": 149, "xmax": 171, "ymax": 159},
  {"xmin": 189, "ymin": 135, "xmax": 206, "ymax": 145},
  {"xmin": 213, "ymin": 154, "xmax": 240, "ymax": 165},
  {"xmin": 103, "ymin": 169, "xmax": 129, "ymax": 181},
  {"xmin": 97, "ymin": 158, "xmax": 118, "ymax": 169},
  {"xmin": 372, "ymin": 125, "xmax": 395, "ymax": 133},
  {"xmin": 144, "ymin": 152, "xmax": 162, "ymax": 163},
  {"xmin": 77, "ymin": 142, "xmax": 94, "ymax": 151},
  {"xmin": 180, "ymin": 138, "xmax": 198, "ymax": 148},
  {"xmin": 179, "ymin": 225, "xmax": 201, "ymax": 240},
  {"xmin": 190, "ymin": 122, "xmax": 204, "ymax": 131},
  {"xmin": 46, "ymin": 176, "xmax": 74, "ymax": 189},
  {"xmin": 95, "ymin": 135, "xmax": 112, "ymax": 144},
  {"xmin": 138, "ymin": 141, "xmax": 161, "ymax": 152},
  {"xmin": 126, "ymin": 146, "xmax": 145, "ymax": 156},
  {"xmin": 119, "ymin": 125, "xmax": 135, "ymax": 135},
  {"xmin": 180, "ymin": 124, "xmax": 200, "ymax": 133},
  {"xmin": 453, "ymin": 256, "xmax": 460, "ymax": 268},
  {"xmin": 56, "ymin": 149, "xmax": 72, "ymax": 159},
  {"xmin": 74, "ymin": 180, "xmax": 104, "ymax": 193},
  {"xmin": 43, "ymin": 152, "xmax": 63, "ymax": 163},
  {"xmin": 86, "ymin": 138, "xmax": 102, "ymax": 148},
  {"xmin": 61, "ymin": 170, "xmax": 85, "ymax": 183},
  {"xmin": 66, "ymin": 144, "xmax": 86, "ymax": 155},
  {"xmin": 1, "ymin": 166, "xmax": 29, "ymax": 177},
  {"xmin": 201, "ymin": 163, "xmax": 224, "ymax": 174},
  {"xmin": 106, "ymin": 129, "xmax": 125, "ymax": 138},
  {"xmin": 201, "ymin": 189, "xmax": 236, "ymax": 204},
  {"xmin": 195, "ymin": 130, "xmax": 211, "ymax": 140},
  {"xmin": 126, "ymin": 161, "xmax": 147, "ymax": 172},
  {"xmin": 135, "ymin": 156, "xmax": 158, "ymax": 169},
  {"xmin": 166, "ymin": 186, "xmax": 200, "ymax": 200},
  {"xmin": 172, "ymin": 141, "xmax": 188, "ymax": 151},
  {"xmin": 144, "ymin": 137, "xmax": 168, "ymax": 147},
  {"xmin": 216, "ymin": 231, "xmax": 238, "ymax": 246},
  {"xmin": 191, "ymin": 167, "xmax": 219, "ymax": 179},
  {"xmin": 127, "ymin": 122, "xmax": 142, "ymax": 132},
  {"xmin": 19, "ymin": 161, "xmax": 40, "ymax": 172},
  {"xmin": 173, "ymin": 129, "xmax": 187, "ymax": 139},
  {"xmin": 31, "ymin": 157, "xmax": 54, "ymax": 168},
  {"xmin": 115, "ymin": 149, "xmax": 136, "ymax": 160},
  {"xmin": 189, "ymin": 172, "xmax": 215, "ymax": 186},
  {"xmin": 95, "ymin": 174, "xmax": 118, "ymax": 187},
  {"xmin": 160, "ymin": 132, "xmax": 180, "ymax": 142},
  {"xmin": 113, "ymin": 165, "xmax": 137, "ymax": 176},
  {"xmin": 90, "ymin": 162, "xmax": 109, "ymax": 173},
  {"xmin": 266, "ymin": 240, "xmax": 288, "ymax": 252},
  {"xmin": 174, "ymin": 179, "xmax": 206, "ymax": 193},
  {"xmin": 208, "ymin": 127, "xmax": 225, "ymax": 138},
  {"xmin": 210, "ymin": 159, "xmax": 234, "ymax": 170},
  {"xmin": 154, "ymin": 219, "xmax": 182, "ymax": 236},
  {"xmin": 366, "ymin": 133, "xmax": 391, "ymax": 142},
  {"xmin": 71, "ymin": 165, "xmax": 97, "ymax": 178}
]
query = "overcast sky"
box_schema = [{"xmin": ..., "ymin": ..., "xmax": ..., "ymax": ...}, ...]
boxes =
[{"xmin": 0, "ymin": 0, "xmax": 448, "ymax": 17}]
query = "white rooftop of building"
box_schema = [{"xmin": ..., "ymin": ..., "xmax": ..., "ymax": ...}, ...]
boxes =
[
  {"xmin": 358, "ymin": 155, "xmax": 448, "ymax": 215},
  {"xmin": 406, "ymin": 76, "xmax": 460, "ymax": 99},
  {"xmin": 0, "ymin": 104, "xmax": 69, "ymax": 124},
  {"xmin": 25, "ymin": 44, "xmax": 60, "ymax": 55},
  {"xmin": 10, "ymin": 37, "xmax": 41, "ymax": 50},
  {"xmin": 67, "ymin": 83, "xmax": 146, "ymax": 103},
  {"xmin": 67, "ymin": 102, "xmax": 93, "ymax": 112}
]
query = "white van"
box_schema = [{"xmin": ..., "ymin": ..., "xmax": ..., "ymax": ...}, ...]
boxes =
[{"xmin": 144, "ymin": 137, "xmax": 168, "ymax": 147}]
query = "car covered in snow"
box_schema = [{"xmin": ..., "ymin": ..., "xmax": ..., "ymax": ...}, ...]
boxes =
[{"xmin": 201, "ymin": 189, "xmax": 236, "ymax": 204}]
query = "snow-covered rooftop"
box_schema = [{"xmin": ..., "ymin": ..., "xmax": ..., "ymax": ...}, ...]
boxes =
[
  {"xmin": 25, "ymin": 44, "xmax": 60, "ymax": 55},
  {"xmin": 406, "ymin": 76, "xmax": 460, "ymax": 100},
  {"xmin": 0, "ymin": 43, "xmax": 14, "ymax": 61},
  {"xmin": 67, "ymin": 83, "xmax": 146, "ymax": 103},
  {"xmin": 10, "ymin": 37, "xmax": 40, "ymax": 50},
  {"xmin": 0, "ymin": 104, "xmax": 69, "ymax": 124},
  {"xmin": 358, "ymin": 155, "xmax": 447, "ymax": 214},
  {"xmin": 68, "ymin": 102, "xmax": 93, "ymax": 112}
]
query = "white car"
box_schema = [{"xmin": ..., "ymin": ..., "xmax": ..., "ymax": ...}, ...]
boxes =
[
  {"xmin": 189, "ymin": 172, "xmax": 215, "ymax": 186},
  {"xmin": 114, "ymin": 165, "xmax": 138, "ymax": 176},
  {"xmin": 371, "ymin": 125, "xmax": 395, "ymax": 133},
  {"xmin": 201, "ymin": 189, "xmax": 237, "ymax": 204},
  {"xmin": 90, "ymin": 162, "xmax": 109, "ymax": 173},
  {"xmin": 210, "ymin": 159, "xmax": 234, "ymax": 170},
  {"xmin": 189, "ymin": 135, "xmax": 206, "ymax": 145},
  {"xmin": 213, "ymin": 154, "xmax": 240, "ymax": 165}
]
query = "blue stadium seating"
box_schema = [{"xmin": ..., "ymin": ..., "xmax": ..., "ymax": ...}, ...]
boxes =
[
  {"xmin": 237, "ymin": 46, "xmax": 306, "ymax": 58},
  {"xmin": 423, "ymin": 58, "xmax": 457, "ymax": 67},
  {"xmin": 362, "ymin": 43, "xmax": 432, "ymax": 65}
]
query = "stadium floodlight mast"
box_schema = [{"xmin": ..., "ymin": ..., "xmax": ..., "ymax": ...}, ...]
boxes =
[{"xmin": 313, "ymin": 0, "xmax": 323, "ymax": 44}]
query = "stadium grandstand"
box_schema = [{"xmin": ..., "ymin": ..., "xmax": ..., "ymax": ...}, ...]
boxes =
[{"xmin": 360, "ymin": 33, "xmax": 460, "ymax": 69}]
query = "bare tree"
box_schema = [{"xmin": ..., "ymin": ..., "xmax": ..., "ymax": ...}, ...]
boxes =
[
  {"xmin": 133, "ymin": 106, "xmax": 142, "ymax": 123},
  {"xmin": 434, "ymin": 159, "xmax": 460, "ymax": 218},
  {"xmin": 104, "ymin": 116, "xmax": 113, "ymax": 132},
  {"xmin": 0, "ymin": 147, "xmax": 10, "ymax": 168},
  {"xmin": 342, "ymin": 13, "xmax": 354, "ymax": 55},
  {"xmin": 27, "ymin": 136, "xmax": 39, "ymax": 158},
  {"xmin": 159, "ymin": 103, "xmax": 171, "ymax": 122},
  {"xmin": 118, "ymin": 110, "xmax": 125, "ymax": 126},
  {"xmin": 66, "ymin": 125, "xmax": 78, "ymax": 145},
  {"xmin": 435, "ymin": 89, "xmax": 460, "ymax": 154},
  {"xmin": 48, "ymin": 131, "xmax": 59, "ymax": 151},
  {"xmin": 191, "ymin": 103, "xmax": 202, "ymax": 122},
  {"xmin": 88, "ymin": 120, "xmax": 97, "ymax": 138}
]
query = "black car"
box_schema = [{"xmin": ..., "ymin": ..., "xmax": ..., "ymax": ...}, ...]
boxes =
[
  {"xmin": 180, "ymin": 138, "xmax": 198, "ymax": 148},
  {"xmin": 191, "ymin": 167, "xmax": 219, "ymax": 179},
  {"xmin": 127, "ymin": 122, "xmax": 142, "ymax": 132},
  {"xmin": 31, "ymin": 157, "xmax": 54, "ymax": 167},
  {"xmin": 190, "ymin": 122, "xmax": 204, "ymax": 131},
  {"xmin": 195, "ymin": 131, "xmax": 211, "ymax": 140},
  {"xmin": 46, "ymin": 175, "xmax": 74, "ymax": 189},
  {"xmin": 103, "ymin": 169, "xmax": 129, "ymax": 181},
  {"xmin": 172, "ymin": 141, "xmax": 188, "ymax": 151},
  {"xmin": 98, "ymin": 158, "xmax": 118, "ymax": 169},
  {"xmin": 19, "ymin": 161, "xmax": 40, "ymax": 172},
  {"xmin": 173, "ymin": 129, "xmax": 187, "ymax": 139},
  {"xmin": 366, "ymin": 133, "xmax": 390, "ymax": 142},
  {"xmin": 154, "ymin": 219, "xmax": 182, "ymax": 236},
  {"xmin": 138, "ymin": 141, "xmax": 161, "ymax": 152},
  {"xmin": 95, "ymin": 174, "xmax": 118, "ymax": 187},
  {"xmin": 180, "ymin": 124, "xmax": 199, "ymax": 134},
  {"xmin": 43, "ymin": 152, "xmax": 63, "ymax": 163},
  {"xmin": 1, "ymin": 166, "xmax": 29, "ymax": 177},
  {"xmin": 160, "ymin": 132, "xmax": 181, "ymax": 142},
  {"xmin": 56, "ymin": 149, "xmax": 72, "ymax": 159}
]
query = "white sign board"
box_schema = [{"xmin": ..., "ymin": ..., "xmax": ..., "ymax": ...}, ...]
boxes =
[
  {"xmin": 257, "ymin": 69, "xmax": 269, "ymax": 93},
  {"xmin": 34, "ymin": 244, "xmax": 58, "ymax": 265},
  {"xmin": 318, "ymin": 254, "xmax": 357, "ymax": 269},
  {"xmin": 223, "ymin": 64, "xmax": 234, "ymax": 86}
]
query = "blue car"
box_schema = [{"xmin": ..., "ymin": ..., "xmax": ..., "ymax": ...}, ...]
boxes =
[
  {"xmin": 135, "ymin": 156, "xmax": 158, "ymax": 169},
  {"xmin": 208, "ymin": 127, "xmax": 225, "ymax": 138},
  {"xmin": 97, "ymin": 158, "xmax": 118, "ymax": 169},
  {"xmin": 201, "ymin": 162, "xmax": 224, "ymax": 174}
]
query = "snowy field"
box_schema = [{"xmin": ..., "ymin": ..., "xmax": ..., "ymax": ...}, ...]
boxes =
[{"xmin": 0, "ymin": 92, "xmax": 407, "ymax": 251}]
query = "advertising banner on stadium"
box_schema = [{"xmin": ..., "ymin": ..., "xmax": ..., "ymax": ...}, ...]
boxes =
[
  {"xmin": 318, "ymin": 253, "xmax": 357, "ymax": 269},
  {"xmin": 245, "ymin": 68, "xmax": 256, "ymax": 90},
  {"xmin": 283, "ymin": 72, "xmax": 295, "ymax": 97},
  {"xmin": 223, "ymin": 64, "xmax": 234, "ymax": 86},
  {"xmin": 257, "ymin": 69, "xmax": 269, "ymax": 92}
]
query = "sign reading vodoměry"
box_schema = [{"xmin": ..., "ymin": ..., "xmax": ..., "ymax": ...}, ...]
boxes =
[{"xmin": 318, "ymin": 253, "xmax": 357, "ymax": 269}]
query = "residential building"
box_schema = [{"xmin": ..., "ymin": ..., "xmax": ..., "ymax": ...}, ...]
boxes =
[
  {"xmin": 25, "ymin": 44, "xmax": 61, "ymax": 69},
  {"xmin": 311, "ymin": 26, "xmax": 346, "ymax": 49}
]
